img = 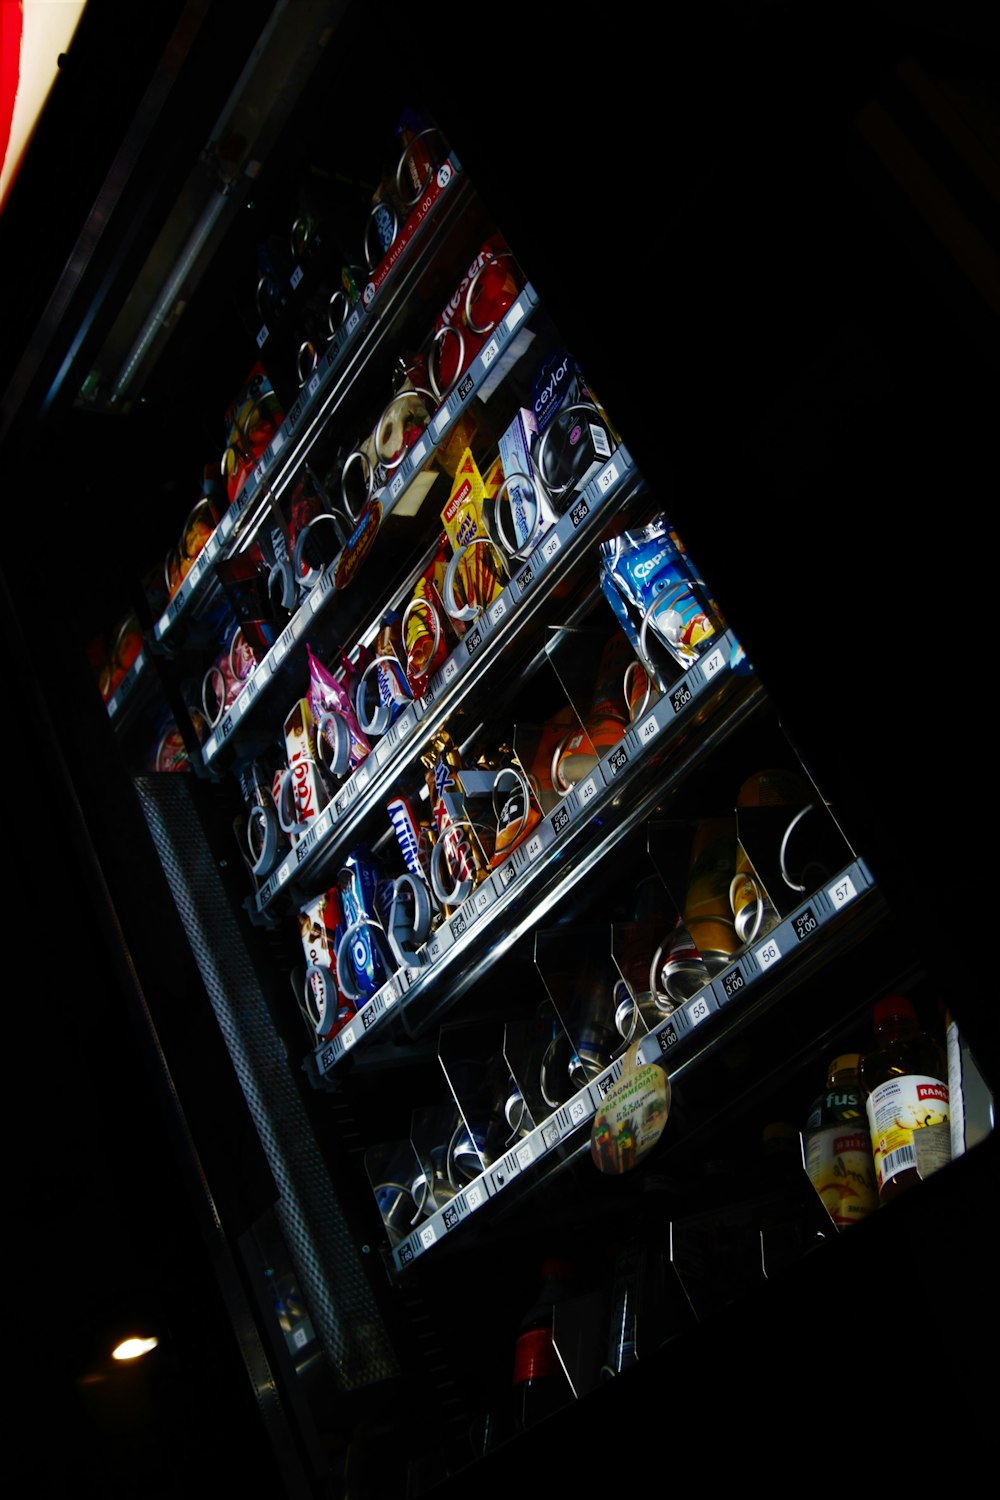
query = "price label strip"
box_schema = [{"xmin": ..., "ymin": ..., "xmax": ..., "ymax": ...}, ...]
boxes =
[
  {"xmin": 423, "ymin": 920, "xmax": 455, "ymax": 967},
  {"xmin": 105, "ymin": 651, "xmax": 147, "ymax": 722},
  {"xmin": 313, "ymin": 970, "xmax": 409, "ymax": 1076},
  {"xmin": 510, "ymin": 557, "xmax": 535, "ymax": 602},
  {"xmin": 363, "ymin": 155, "xmax": 463, "ymax": 309},
  {"xmin": 391, "ymin": 1060, "xmax": 613, "ymax": 1273},
  {"xmin": 260, "ymin": 855, "xmax": 295, "ymax": 912},
  {"xmin": 636, "ymin": 858, "xmax": 876, "ymax": 1069},
  {"xmin": 472, "ymin": 878, "xmax": 497, "ymax": 919},
  {"xmin": 448, "ymin": 904, "xmax": 473, "ymax": 944},
  {"xmin": 570, "ymin": 766, "xmax": 607, "ymax": 821}
]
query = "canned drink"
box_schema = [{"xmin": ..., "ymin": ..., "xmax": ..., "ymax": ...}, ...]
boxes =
[
  {"xmin": 490, "ymin": 761, "xmax": 542, "ymax": 867},
  {"xmin": 650, "ymin": 920, "xmax": 712, "ymax": 1010},
  {"xmin": 682, "ymin": 818, "xmax": 740, "ymax": 974},
  {"xmin": 728, "ymin": 842, "xmax": 779, "ymax": 945},
  {"xmin": 613, "ymin": 979, "xmax": 664, "ymax": 1042}
]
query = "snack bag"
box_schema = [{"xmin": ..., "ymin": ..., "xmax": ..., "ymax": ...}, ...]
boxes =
[
  {"xmin": 221, "ymin": 363, "xmax": 284, "ymax": 505},
  {"xmin": 440, "ymin": 450, "xmax": 507, "ymax": 623},
  {"xmin": 306, "ymin": 645, "xmax": 371, "ymax": 782}
]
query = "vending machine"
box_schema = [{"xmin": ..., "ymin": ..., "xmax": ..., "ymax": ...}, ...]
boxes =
[{"xmin": 2, "ymin": 3, "xmax": 995, "ymax": 1495}]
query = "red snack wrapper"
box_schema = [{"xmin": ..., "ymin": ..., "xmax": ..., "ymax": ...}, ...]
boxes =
[
  {"xmin": 281, "ymin": 697, "xmax": 325, "ymax": 836},
  {"xmin": 403, "ymin": 534, "xmax": 455, "ymax": 695},
  {"xmin": 221, "ymin": 363, "xmax": 284, "ymax": 505},
  {"xmin": 429, "ymin": 233, "xmax": 521, "ymax": 400}
]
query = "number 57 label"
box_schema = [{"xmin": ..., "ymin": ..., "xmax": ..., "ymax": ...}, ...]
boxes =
[{"xmin": 827, "ymin": 872, "xmax": 858, "ymax": 908}]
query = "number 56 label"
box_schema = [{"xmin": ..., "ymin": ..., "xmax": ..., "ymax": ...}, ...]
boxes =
[{"xmin": 755, "ymin": 935, "xmax": 782, "ymax": 971}]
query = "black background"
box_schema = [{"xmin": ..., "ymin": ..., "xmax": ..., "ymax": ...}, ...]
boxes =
[{"xmin": 2, "ymin": 2, "xmax": 997, "ymax": 1494}]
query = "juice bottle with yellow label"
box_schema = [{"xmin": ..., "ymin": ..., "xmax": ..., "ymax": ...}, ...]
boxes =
[
  {"xmin": 858, "ymin": 996, "xmax": 952, "ymax": 1204},
  {"xmin": 804, "ymin": 1054, "xmax": 879, "ymax": 1228}
]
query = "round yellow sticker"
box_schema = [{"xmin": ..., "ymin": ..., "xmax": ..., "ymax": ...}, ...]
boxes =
[{"xmin": 590, "ymin": 1041, "xmax": 671, "ymax": 1174}]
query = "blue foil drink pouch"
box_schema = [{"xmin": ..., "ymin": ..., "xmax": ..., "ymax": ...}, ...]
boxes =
[
  {"xmin": 337, "ymin": 849, "xmax": 392, "ymax": 1000},
  {"xmin": 600, "ymin": 516, "xmax": 720, "ymax": 672}
]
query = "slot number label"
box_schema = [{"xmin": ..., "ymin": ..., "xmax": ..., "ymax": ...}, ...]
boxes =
[
  {"xmin": 827, "ymin": 872, "xmax": 858, "ymax": 909},
  {"xmin": 701, "ymin": 647, "xmax": 725, "ymax": 680},
  {"xmin": 515, "ymin": 1139, "xmax": 535, "ymax": 1171},
  {"xmin": 687, "ymin": 994, "xmax": 712, "ymax": 1027},
  {"xmin": 576, "ymin": 777, "xmax": 598, "ymax": 809},
  {"xmin": 755, "ymin": 934, "xmax": 782, "ymax": 971},
  {"xmin": 598, "ymin": 460, "xmax": 619, "ymax": 493}
]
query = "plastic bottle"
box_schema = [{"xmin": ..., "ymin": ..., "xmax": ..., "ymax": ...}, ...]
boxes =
[
  {"xmin": 858, "ymin": 996, "xmax": 951, "ymax": 1204},
  {"xmin": 511, "ymin": 1259, "xmax": 577, "ymax": 1433},
  {"xmin": 804, "ymin": 1054, "xmax": 879, "ymax": 1229},
  {"xmin": 755, "ymin": 1121, "xmax": 831, "ymax": 1274}
]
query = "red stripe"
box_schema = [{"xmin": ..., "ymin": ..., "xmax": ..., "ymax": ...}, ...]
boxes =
[{"xmin": 0, "ymin": 1, "xmax": 24, "ymax": 195}]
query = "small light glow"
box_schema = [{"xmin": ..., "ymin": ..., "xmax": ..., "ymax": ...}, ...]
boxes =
[
  {"xmin": 1, "ymin": 2, "xmax": 89, "ymax": 215},
  {"xmin": 111, "ymin": 1336, "xmax": 159, "ymax": 1361}
]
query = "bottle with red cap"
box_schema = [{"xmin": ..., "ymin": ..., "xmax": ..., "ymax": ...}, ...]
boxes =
[
  {"xmin": 511, "ymin": 1258, "xmax": 577, "ymax": 1434},
  {"xmin": 858, "ymin": 995, "xmax": 952, "ymax": 1204}
]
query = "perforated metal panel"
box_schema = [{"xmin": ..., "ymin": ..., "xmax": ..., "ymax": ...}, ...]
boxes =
[{"xmin": 135, "ymin": 773, "xmax": 398, "ymax": 1389}]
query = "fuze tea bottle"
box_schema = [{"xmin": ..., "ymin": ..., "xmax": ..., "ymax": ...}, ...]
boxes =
[
  {"xmin": 858, "ymin": 996, "xmax": 951, "ymax": 1204},
  {"xmin": 804, "ymin": 1054, "xmax": 878, "ymax": 1228}
]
